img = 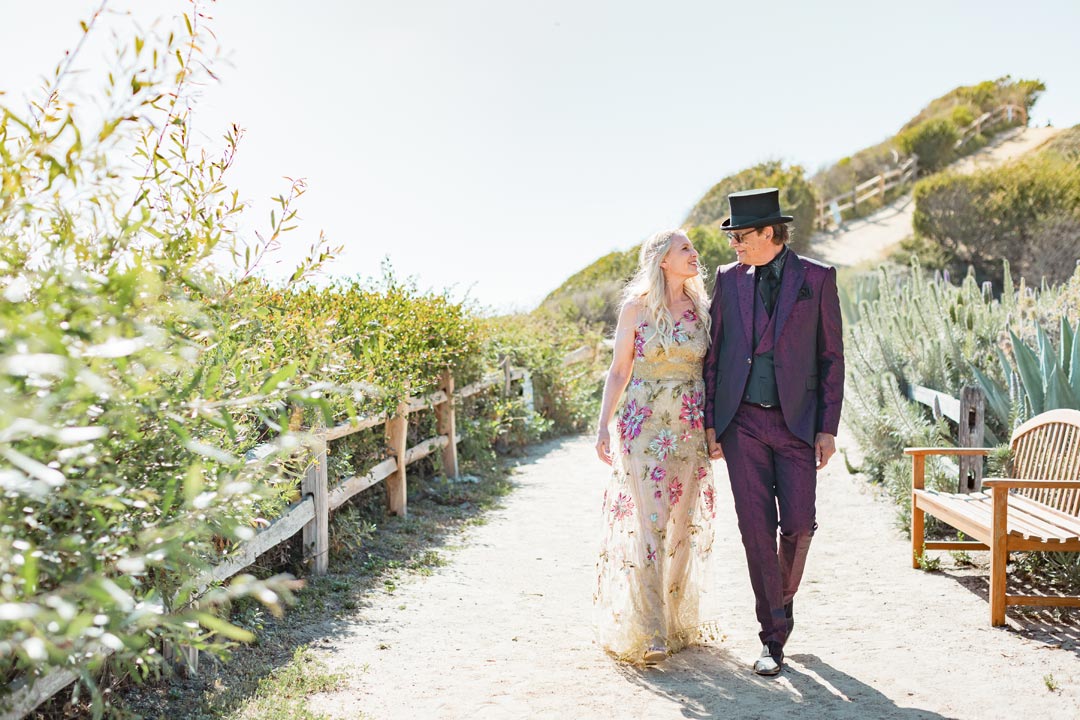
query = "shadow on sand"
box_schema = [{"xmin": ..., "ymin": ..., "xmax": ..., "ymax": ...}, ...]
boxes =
[{"xmin": 617, "ymin": 645, "xmax": 955, "ymax": 720}]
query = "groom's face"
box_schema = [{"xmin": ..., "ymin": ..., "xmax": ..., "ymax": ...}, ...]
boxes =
[{"xmin": 728, "ymin": 225, "xmax": 778, "ymax": 266}]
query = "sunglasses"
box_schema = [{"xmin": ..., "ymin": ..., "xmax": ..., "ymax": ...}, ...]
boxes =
[{"xmin": 726, "ymin": 228, "xmax": 759, "ymax": 244}]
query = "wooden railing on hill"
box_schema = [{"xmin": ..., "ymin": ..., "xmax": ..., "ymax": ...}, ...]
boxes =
[
  {"xmin": 1, "ymin": 362, "xmax": 529, "ymax": 720},
  {"xmin": 814, "ymin": 103, "xmax": 1028, "ymax": 231}
]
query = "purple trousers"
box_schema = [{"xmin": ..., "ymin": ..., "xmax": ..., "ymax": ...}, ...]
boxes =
[{"xmin": 719, "ymin": 403, "xmax": 817, "ymax": 647}]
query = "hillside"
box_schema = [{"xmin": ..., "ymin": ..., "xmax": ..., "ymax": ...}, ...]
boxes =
[{"xmin": 541, "ymin": 77, "xmax": 1046, "ymax": 328}]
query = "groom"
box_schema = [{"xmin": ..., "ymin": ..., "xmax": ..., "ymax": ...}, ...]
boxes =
[{"xmin": 703, "ymin": 188, "xmax": 844, "ymax": 676}]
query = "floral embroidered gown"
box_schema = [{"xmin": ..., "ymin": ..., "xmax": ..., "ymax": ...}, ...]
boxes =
[{"xmin": 595, "ymin": 308, "xmax": 717, "ymax": 661}]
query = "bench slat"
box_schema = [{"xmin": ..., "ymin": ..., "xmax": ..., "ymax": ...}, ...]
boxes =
[
  {"xmin": 1006, "ymin": 494, "xmax": 1080, "ymax": 538},
  {"xmin": 917, "ymin": 490, "xmax": 1079, "ymax": 543}
]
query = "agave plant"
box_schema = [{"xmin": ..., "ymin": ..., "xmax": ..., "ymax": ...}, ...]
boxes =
[{"xmin": 972, "ymin": 316, "xmax": 1080, "ymax": 429}]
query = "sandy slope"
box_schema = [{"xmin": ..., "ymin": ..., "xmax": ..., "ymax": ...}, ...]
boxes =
[
  {"xmin": 304, "ymin": 426, "xmax": 1080, "ymax": 719},
  {"xmin": 807, "ymin": 126, "xmax": 1061, "ymax": 268}
]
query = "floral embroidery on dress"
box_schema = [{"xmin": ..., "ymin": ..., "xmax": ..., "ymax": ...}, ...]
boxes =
[
  {"xmin": 634, "ymin": 322, "xmax": 649, "ymax": 358},
  {"xmin": 611, "ymin": 492, "xmax": 635, "ymax": 522},
  {"xmin": 618, "ymin": 399, "xmax": 653, "ymax": 454},
  {"xmin": 679, "ymin": 391, "xmax": 704, "ymax": 429},
  {"xmin": 648, "ymin": 429, "xmax": 678, "ymax": 461},
  {"xmin": 650, "ymin": 466, "xmax": 666, "ymax": 485},
  {"xmin": 667, "ymin": 477, "xmax": 684, "ymax": 505},
  {"xmin": 703, "ymin": 484, "xmax": 716, "ymax": 518}
]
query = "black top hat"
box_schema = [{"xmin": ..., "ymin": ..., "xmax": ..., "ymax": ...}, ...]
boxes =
[{"xmin": 720, "ymin": 188, "xmax": 794, "ymax": 231}]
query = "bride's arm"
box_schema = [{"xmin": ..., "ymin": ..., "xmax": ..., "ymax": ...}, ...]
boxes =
[{"xmin": 595, "ymin": 301, "xmax": 639, "ymax": 465}]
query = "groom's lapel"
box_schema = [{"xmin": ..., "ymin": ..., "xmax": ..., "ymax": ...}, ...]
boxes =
[
  {"xmin": 736, "ymin": 264, "xmax": 755, "ymax": 347},
  {"xmin": 773, "ymin": 252, "xmax": 806, "ymax": 343}
]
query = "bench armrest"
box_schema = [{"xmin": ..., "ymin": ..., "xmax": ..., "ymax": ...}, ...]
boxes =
[
  {"xmin": 903, "ymin": 447, "xmax": 993, "ymax": 457},
  {"xmin": 982, "ymin": 478, "xmax": 1080, "ymax": 490},
  {"xmin": 905, "ymin": 446, "xmax": 992, "ymax": 490}
]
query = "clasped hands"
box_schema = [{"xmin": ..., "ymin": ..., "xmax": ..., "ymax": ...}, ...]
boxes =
[{"xmin": 706, "ymin": 429, "xmax": 836, "ymax": 470}]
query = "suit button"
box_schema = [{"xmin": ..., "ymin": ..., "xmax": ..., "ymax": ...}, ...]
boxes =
[{"xmin": 746, "ymin": 357, "xmax": 752, "ymax": 365}]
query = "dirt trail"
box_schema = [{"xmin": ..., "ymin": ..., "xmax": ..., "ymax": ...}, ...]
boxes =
[
  {"xmin": 305, "ymin": 425, "xmax": 1080, "ymax": 719},
  {"xmin": 808, "ymin": 126, "xmax": 1061, "ymax": 268}
]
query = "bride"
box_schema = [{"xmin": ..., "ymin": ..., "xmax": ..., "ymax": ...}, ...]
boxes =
[{"xmin": 593, "ymin": 228, "xmax": 717, "ymax": 664}]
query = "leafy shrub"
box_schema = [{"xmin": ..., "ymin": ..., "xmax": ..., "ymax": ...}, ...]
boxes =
[
  {"xmin": 683, "ymin": 161, "xmax": 817, "ymax": 254},
  {"xmin": 898, "ymin": 118, "xmax": 959, "ymax": 172},
  {"xmin": 845, "ymin": 259, "xmax": 1080, "ymax": 496},
  {"xmin": 0, "ymin": 8, "xmax": 584, "ymax": 714},
  {"xmin": 911, "ymin": 154, "xmax": 1080, "ymax": 287}
]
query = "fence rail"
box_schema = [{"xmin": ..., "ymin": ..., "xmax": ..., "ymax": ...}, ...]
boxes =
[
  {"xmin": 903, "ymin": 383, "xmax": 988, "ymax": 493},
  {"xmin": 1, "ymin": 364, "xmax": 529, "ymax": 720},
  {"xmin": 814, "ymin": 103, "xmax": 1028, "ymax": 232}
]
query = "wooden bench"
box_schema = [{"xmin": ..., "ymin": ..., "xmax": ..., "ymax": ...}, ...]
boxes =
[{"xmin": 905, "ymin": 408, "xmax": 1080, "ymax": 626}]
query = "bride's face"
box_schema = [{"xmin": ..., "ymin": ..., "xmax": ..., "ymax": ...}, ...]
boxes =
[{"xmin": 660, "ymin": 234, "xmax": 700, "ymax": 279}]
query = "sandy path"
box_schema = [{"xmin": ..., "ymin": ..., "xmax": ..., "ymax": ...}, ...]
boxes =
[
  {"xmin": 306, "ymin": 425, "xmax": 1080, "ymax": 719},
  {"xmin": 808, "ymin": 125, "xmax": 1061, "ymax": 268}
]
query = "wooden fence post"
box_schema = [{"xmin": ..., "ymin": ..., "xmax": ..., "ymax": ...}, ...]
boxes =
[
  {"xmin": 958, "ymin": 386, "xmax": 986, "ymax": 493},
  {"xmin": 301, "ymin": 430, "xmax": 329, "ymax": 574},
  {"xmin": 436, "ymin": 370, "xmax": 459, "ymax": 479},
  {"xmin": 502, "ymin": 355, "xmax": 513, "ymax": 397},
  {"xmin": 386, "ymin": 402, "xmax": 409, "ymax": 516}
]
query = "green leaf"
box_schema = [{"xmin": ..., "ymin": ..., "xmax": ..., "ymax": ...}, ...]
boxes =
[
  {"xmin": 1010, "ymin": 329, "xmax": 1045, "ymax": 415},
  {"xmin": 259, "ymin": 363, "xmax": 297, "ymax": 395},
  {"xmin": 1045, "ymin": 363, "xmax": 1079, "ymax": 411},
  {"xmin": 1071, "ymin": 320, "xmax": 1080, "ymax": 401},
  {"xmin": 970, "ymin": 362, "xmax": 1010, "ymax": 430},
  {"xmin": 1061, "ymin": 316, "xmax": 1074, "ymax": 378},
  {"xmin": 195, "ymin": 612, "xmax": 255, "ymax": 642}
]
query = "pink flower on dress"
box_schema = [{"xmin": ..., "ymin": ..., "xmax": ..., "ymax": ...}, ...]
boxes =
[
  {"xmin": 654, "ymin": 489, "xmax": 663, "ymax": 499},
  {"xmin": 672, "ymin": 319, "xmax": 690, "ymax": 344},
  {"xmin": 683, "ymin": 308, "xmax": 698, "ymax": 323},
  {"xmin": 703, "ymin": 484, "xmax": 716, "ymax": 517},
  {"xmin": 634, "ymin": 322, "xmax": 649, "ymax": 358},
  {"xmin": 650, "ymin": 466, "xmax": 666, "ymax": 486},
  {"xmin": 646, "ymin": 544, "xmax": 657, "ymax": 561},
  {"xmin": 629, "ymin": 377, "xmax": 645, "ymax": 389},
  {"xmin": 696, "ymin": 466, "xmax": 708, "ymax": 481},
  {"xmin": 649, "ymin": 429, "xmax": 678, "ymax": 461},
  {"xmin": 668, "ymin": 477, "xmax": 684, "ymax": 505},
  {"xmin": 680, "ymin": 391, "xmax": 704, "ymax": 429},
  {"xmin": 618, "ymin": 399, "xmax": 653, "ymax": 454},
  {"xmin": 611, "ymin": 492, "xmax": 635, "ymax": 521}
]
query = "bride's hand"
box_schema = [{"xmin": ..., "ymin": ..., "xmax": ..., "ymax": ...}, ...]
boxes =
[{"xmin": 595, "ymin": 427, "xmax": 613, "ymax": 465}]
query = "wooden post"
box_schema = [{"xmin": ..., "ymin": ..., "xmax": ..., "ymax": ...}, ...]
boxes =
[
  {"xmin": 911, "ymin": 453, "xmax": 925, "ymax": 569},
  {"xmin": 436, "ymin": 370, "xmax": 459, "ymax": 478},
  {"xmin": 958, "ymin": 386, "xmax": 986, "ymax": 493},
  {"xmin": 502, "ymin": 356, "xmax": 513, "ymax": 397},
  {"xmin": 990, "ymin": 485, "xmax": 1008, "ymax": 626},
  {"xmin": 386, "ymin": 402, "xmax": 409, "ymax": 516},
  {"xmin": 301, "ymin": 430, "xmax": 329, "ymax": 574}
]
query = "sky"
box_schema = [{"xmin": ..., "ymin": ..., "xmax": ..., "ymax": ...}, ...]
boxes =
[{"xmin": 3, "ymin": 0, "xmax": 1079, "ymax": 314}]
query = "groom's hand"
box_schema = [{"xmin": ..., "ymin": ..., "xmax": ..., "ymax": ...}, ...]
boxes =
[
  {"xmin": 815, "ymin": 433, "xmax": 836, "ymax": 470},
  {"xmin": 706, "ymin": 428, "xmax": 724, "ymax": 460}
]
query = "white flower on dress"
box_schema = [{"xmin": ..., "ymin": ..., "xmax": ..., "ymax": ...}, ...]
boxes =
[{"xmin": 648, "ymin": 429, "xmax": 678, "ymax": 462}]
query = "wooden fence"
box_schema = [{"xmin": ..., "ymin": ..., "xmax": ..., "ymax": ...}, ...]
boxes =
[
  {"xmin": 904, "ymin": 383, "xmax": 988, "ymax": 493},
  {"xmin": 1, "ymin": 362, "xmax": 528, "ymax": 720},
  {"xmin": 814, "ymin": 103, "xmax": 1028, "ymax": 231}
]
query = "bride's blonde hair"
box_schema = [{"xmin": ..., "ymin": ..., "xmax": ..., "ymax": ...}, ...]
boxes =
[{"xmin": 620, "ymin": 229, "xmax": 712, "ymax": 350}]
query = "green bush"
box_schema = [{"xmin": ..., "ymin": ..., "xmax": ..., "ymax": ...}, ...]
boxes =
[
  {"xmin": 845, "ymin": 259, "xmax": 1080, "ymax": 497},
  {"xmin": 0, "ymin": 10, "xmax": 584, "ymax": 714},
  {"xmin": 898, "ymin": 118, "xmax": 960, "ymax": 172},
  {"xmin": 683, "ymin": 161, "xmax": 817, "ymax": 254},
  {"xmin": 911, "ymin": 154, "xmax": 1080, "ymax": 287}
]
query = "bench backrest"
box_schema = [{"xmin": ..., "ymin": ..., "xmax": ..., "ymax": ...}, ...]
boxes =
[{"xmin": 1010, "ymin": 408, "xmax": 1080, "ymax": 515}]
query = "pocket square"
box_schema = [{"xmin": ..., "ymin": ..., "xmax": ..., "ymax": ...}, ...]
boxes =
[{"xmin": 797, "ymin": 286, "xmax": 813, "ymax": 300}]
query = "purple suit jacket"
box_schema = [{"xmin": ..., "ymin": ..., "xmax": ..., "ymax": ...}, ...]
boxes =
[{"xmin": 703, "ymin": 252, "xmax": 844, "ymax": 447}]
